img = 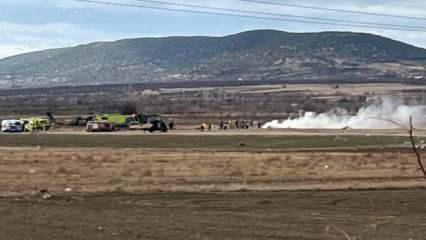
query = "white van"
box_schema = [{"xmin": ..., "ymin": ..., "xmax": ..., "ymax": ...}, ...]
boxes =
[{"xmin": 1, "ymin": 119, "xmax": 24, "ymax": 132}]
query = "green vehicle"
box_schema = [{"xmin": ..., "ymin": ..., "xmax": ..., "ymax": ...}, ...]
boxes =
[
  {"xmin": 95, "ymin": 113, "xmax": 168, "ymax": 132},
  {"xmin": 23, "ymin": 118, "xmax": 52, "ymax": 132}
]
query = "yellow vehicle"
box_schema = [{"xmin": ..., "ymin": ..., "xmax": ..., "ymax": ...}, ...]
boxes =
[
  {"xmin": 23, "ymin": 118, "xmax": 52, "ymax": 132},
  {"xmin": 95, "ymin": 114, "xmax": 132, "ymax": 128}
]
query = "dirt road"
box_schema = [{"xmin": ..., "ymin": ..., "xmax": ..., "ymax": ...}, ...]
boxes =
[
  {"xmin": 1, "ymin": 189, "xmax": 425, "ymax": 240},
  {"xmin": 0, "ymin": 132, "xmax": 417, "ymax": 150},
  {"xmin": 11, "ymin": 127, "xmax": 426, "ymax": 136}
]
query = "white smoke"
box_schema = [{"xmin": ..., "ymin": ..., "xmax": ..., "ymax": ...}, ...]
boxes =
[{"xmin": 263, "ymin": 97, "xmax": 426, "ymax": 129}]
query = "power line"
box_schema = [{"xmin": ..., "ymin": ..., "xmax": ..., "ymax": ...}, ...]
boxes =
[
  {"xmin": 241, "ymin": 0, "xmax": 426, "ymax": 21},
  {"xmin": 132, "ymin": 0, "xmax": 426, "ymax": 30},
  {"xmin": 70, "ymin": 0, "xmax": 426, "ymax": 32}
]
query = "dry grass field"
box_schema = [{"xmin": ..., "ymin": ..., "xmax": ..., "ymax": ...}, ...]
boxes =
[
  {"xmin": 0, "ymin": 139, "xmax": 426, "ymax": 239},
  {"xmin": 1, "ymin": 145, "xmax": 425, "ymax": 194}
]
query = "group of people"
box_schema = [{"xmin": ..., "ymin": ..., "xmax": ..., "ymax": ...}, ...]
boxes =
[
  {"xmin": 218, "ymin": 120, "xmax": 263, "ymax": 130},
  {"xmin": 198, "ymin": 120, "xmax": 266, "ymax": 131}
]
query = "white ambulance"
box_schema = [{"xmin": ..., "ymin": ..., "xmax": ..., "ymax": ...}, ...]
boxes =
[{"xmin": 1, "ymin": 119, "xmax": 24, "ymax": 132}]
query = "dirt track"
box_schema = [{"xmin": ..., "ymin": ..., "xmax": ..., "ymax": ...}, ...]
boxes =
[
  {"xmin": 1, "ymin": 189, "xmax": 425, "ymax": 240},
  {"xmin": 0, "ymin": 131, "xmax": 417, "ymax": 150},
  {"xmin": 21, "ymin": 127, "xmax": 426, "ymax": 136}
]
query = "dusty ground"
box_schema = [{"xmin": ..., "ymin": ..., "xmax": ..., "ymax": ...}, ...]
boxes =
[
  {"xmin": 22, "ymin": 127, "xmax": 426, "ymax": 136},
  {"xmin": 1, "ymin": 190, "xmax": 426, "ymax": 240}
]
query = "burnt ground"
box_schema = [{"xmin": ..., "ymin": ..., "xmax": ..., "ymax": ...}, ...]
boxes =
[{"xmin": 1, "ymin": 189, "xmax": 425, "ymax": 240}]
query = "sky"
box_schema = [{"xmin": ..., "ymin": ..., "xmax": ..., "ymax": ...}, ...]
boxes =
[{"xmin": 1, "ymin": 0, "xmax": 426, "ymax": 59}]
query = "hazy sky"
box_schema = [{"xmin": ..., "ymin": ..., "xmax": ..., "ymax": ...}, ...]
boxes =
[{"xmin": 1, "ymin": 0, "xmax": 426, "ymax": 58}]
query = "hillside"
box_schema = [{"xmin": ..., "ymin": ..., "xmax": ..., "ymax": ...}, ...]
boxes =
[{"xmin": 0, "ymin": 30, "xmax": 425, "ymax": 88}]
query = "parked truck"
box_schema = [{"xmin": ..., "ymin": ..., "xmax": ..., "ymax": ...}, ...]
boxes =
[
  {"xmin": 23, "ymin": 118, "xmax": 52, "ymax": 132},
  {"xmin": 95, "ymin": 114, "xmax": 133, "ymax": 128},
  {"xmin": 93, "ymin": 113, "xmax": 169, "ymax": 132}
]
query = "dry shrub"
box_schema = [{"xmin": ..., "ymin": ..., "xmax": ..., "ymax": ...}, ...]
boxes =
[
  {"xmin": 108, "ymin": 178, "xmax": 122, "ymax": 185},
  {"xmin": 55, "ymin": 166, "xmax": 68, "ymax": 175},
  {"xmin": 76, "ymin": 153, "xmax": 87, "ymax": 161},
  {"xmin": 156, "ymin": 159, "xmax": 169, "ymax": 163},
  {"xmin": 141, "ymin": 169, "xmax": 152, "ymax": 177},
  {"xmin": 265, "ymin": 156, "xmax": 281, "ymax": 163},
  {"xmin": 386, "ymin": 153, "xmax": 399, "ymax": 160},
  {"xmin": 355, "ymin": 159, "xmax": 365, "ymax": 168},
  {"xmin": 257, "ymin": 199, "xmax": 272, "ymax": 205},
  {"xmin": 296, "ymin": 161, "xmax": 310, "ymax": 168},
  {"xmin": 70, "ymin": 155, "xmax": 78, "ymax": 161},
  {"xmin": 390, "ymin": 163, "xmax": 399, "ymax": 168},
  {"xmin": 248, "ymin": 169, "xmax": 265, "ymax": 177},
  {"xmin": 94, "ymin": 155, "xmax": 116, "ymax": 163},
  {"xmin": 22, "ymin": 153, "xmax": 29, "ymax": 160},
  {"xmin": 155, "ymin": 167, "xmax": 165, "ymax": 177},
  {"xmin": 121, "ymin": 169, "xmax": 133, "ymax": 177},
  {"xmin": 69, "ymin": 153, "xmax": 88, "ymax": 161},
  {"xmin": 229, "ymin": 169, "xmax": 244, "ymax": 177},
  {"xmin": 46, "ymin": 151, "xmax": 56, "ymax": 158}
]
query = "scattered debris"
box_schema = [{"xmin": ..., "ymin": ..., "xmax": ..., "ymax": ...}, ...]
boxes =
[
  {"xmin": 39, "ymin": 189, "xmax": 48, "ymax": 193},
  {"xmin": 42, "ymin": 193, "xmax": 52, "ymax": 200}
]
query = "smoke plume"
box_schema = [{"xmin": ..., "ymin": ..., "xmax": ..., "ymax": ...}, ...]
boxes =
[{"xmin": 263, "ymin": 97, "xmax": 426, "ymax": 129}]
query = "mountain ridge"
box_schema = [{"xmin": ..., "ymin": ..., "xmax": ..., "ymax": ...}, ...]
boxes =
[{"xmin": 0, "ymin": 29, "xmax": 425, "ymax": 88}]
